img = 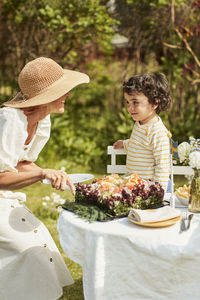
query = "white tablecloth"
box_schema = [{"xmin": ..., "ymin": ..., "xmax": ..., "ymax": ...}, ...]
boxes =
[{"xmin": 57, "ymin": 208, "xmax": 200, "ymax": 300}]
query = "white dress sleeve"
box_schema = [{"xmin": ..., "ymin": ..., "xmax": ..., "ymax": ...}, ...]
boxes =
[{"xmin": 0, "ymin": 108, "xmax": 28, "ymax": 172}]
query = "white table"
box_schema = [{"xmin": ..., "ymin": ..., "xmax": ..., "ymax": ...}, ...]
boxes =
[{"xmin": 57, "ymin": 207, "xmax": 200, "ymax": 300}]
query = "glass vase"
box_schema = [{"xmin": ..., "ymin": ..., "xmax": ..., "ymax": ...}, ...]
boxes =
[{"xmin": 188, "ymin": 168, "xmax": 200, "ymax": 213}]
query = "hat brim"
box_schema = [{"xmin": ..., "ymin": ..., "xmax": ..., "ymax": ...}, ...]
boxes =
[{"xmin": 4, "ymin": 69, "xmax": 90, "ymax": 108}]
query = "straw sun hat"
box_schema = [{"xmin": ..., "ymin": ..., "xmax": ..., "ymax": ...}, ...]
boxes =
[{"xmin": 4, "ymin": 57, "xmax": 90, "ymax": 108}]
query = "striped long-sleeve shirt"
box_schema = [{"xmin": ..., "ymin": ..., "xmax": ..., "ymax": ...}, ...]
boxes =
[{"xmin": 123, "ymin": 117, "xmax": 170, "ymax": 191}]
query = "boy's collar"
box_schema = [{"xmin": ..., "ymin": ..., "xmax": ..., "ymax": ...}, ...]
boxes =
[{"xmin": 139, "ymin": 115, "xmax": 160, "ymax": 126}]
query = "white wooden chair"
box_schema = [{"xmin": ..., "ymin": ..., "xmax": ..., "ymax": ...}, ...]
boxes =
[{"xmin": 107, "ymin": 146, "xmax": 193, "ymax": 175}]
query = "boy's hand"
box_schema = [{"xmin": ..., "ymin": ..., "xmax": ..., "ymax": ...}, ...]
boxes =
[{"xmin": 113, "ymin": 140, "xmax": 124, "ymax": 149}]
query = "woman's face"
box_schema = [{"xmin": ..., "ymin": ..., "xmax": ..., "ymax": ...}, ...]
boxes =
[
  {"xmin": 21, "ymin": 93, "xmax": 70, "ymax": 124},
  {"xmin": 47, "ymin": 93, "xmax": 70, "ymax": 114}
]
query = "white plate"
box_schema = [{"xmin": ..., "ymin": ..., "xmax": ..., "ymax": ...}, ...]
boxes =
[
  {"xmin": 128, "ymin": 214, "xmax": 181, "ymax": 228},
  {"xmin": 43, "ymin": 173, "xmax": 94, "ymax": 189}
]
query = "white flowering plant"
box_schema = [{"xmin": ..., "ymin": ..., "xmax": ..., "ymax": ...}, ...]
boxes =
[
  {"xmin": 37, "ymin": 192, "xmax": 66, "ymax": 219},
  {"xmin": 189, "ymin": 151, "xmax": 200, "ymax": 170},
  {"xmin": 175, "ymin": 137, "xmax": 200, "ymax": 166}
]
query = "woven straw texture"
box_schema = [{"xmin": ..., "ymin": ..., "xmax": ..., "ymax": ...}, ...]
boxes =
[{"xmin": 18, "ymin": 57, "xmax": 64, "ymax": 98}]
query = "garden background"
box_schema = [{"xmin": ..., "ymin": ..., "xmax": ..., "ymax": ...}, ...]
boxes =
[{"xmin": 0, "ymin": 0, "xmax": 200, "ymax": 299}]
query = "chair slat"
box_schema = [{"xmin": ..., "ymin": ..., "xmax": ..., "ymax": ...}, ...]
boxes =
[{"xmin": 107, "ymin": 146, "xmax": 193, "ymax": 175}]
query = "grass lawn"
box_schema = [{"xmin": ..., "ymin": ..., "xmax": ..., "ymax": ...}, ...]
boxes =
[{"xmin": 20, "ymin": 174, "xmax": 188, "ymax": 300}]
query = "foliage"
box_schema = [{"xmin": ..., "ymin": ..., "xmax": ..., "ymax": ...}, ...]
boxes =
[
  {"xmin": 111, "ymin": 0, "xmax": 171, "ymax": 64},
  {"xmin": 1, "ymin": 0, "xmax": 199, "ymax": 295},
  {"xmin": 0, "ymin": 0, "xmax": 200, "ymax": 172},
  {"xmin": 160, "ymin": 0, "xmax": 200, "ymax": 141},
  {"xmin": 110, "ymin": 0, "xmax": 200, "ymax": 143},
  {"xmin": 37, "ymin": 60, "xmax": 133, "ymax": 172},
  {"xmin": 0, "ymin": 0, "xmax": 117, "ymax": 98},
  {"xmin": 61, "ymin": 201, "xmax": 109, "ymax": 222}
]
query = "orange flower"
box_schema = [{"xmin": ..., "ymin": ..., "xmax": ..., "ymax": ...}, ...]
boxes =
[
  {"xmin": 113, "ymin": 188, "xmax": 121, "ymax": 193},
  {"xmin": 100, "ymin": 183, "xmax": 111, "ymax": 190},
  {"xmin": 126, "ymin": 183, "xmax": 135, "ymax": 189},
  {"xmin": 127, "ymin": 173, "xmax": 141, "ymax": 184},
  {"xmin": 119, "ymin": 184, "xmax": 126, "ymax": 188},
  {"xmin": 112, "ymin": 174, "xmax": 120, "ymax": 179},
  {"xmin": 105, "ymin": 178, "xmax": 114, "ymax": 183}
]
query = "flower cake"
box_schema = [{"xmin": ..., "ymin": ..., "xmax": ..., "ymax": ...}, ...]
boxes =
[{"xmin": 75, "ymin": 174, "xmax": 165, "ymax": 216}]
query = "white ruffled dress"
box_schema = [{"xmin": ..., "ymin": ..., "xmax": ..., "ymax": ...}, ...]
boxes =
[{"xmin": 0, "ymin": 107, "xmax": 74, "ymax": 300}]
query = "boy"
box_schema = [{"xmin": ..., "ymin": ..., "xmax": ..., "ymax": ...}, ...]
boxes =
[{"xmin": 114, "ymin": 73, "xmax": 171, "ymax": 192}]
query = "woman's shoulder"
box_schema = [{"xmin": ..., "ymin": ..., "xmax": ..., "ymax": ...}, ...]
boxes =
[
  {"xmin": 0, "ymin": 107, "xmax": 28, "ymax": 141},
  {"xmin": 36, "ymin": 114, "xmax": 51, "ymax": 137},
  {"xmin": 0, "ymin": 107, "xmax": 28, "ymax": 172},
  {"xmin": 0, "ymin": 107, "xmax": 27, "ymax": 126}
]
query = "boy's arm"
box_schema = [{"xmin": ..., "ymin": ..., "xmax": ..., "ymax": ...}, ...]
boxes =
[
  {"xmin": 151, "ymin": 131, "xmax": 170, "ymax": 192},
  {"xmin": 113, "ymin": 139, "xmax": 130, "ymax": 153},
  {"xmin": 123, "ymin": 139, "xmax": 130, "ymax": 153}
]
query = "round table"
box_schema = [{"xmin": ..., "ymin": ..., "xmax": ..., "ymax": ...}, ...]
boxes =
[{"xmin": 57, "ymin": 209, "xmax": 200, "ymax": 300}]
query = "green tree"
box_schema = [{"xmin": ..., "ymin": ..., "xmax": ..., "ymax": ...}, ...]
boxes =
[
  {"xmin": 109, "ymin": 0, "xmax": 200, "ymax": 141},
  {"xmin": 0, "ymin": 0, "xmax": 117, "ymax": 100}
]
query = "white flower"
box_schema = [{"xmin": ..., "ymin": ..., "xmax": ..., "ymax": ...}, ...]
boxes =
[
  {"xmin": 51, "ymin": 192, "xmax": 65, "ymax": 204},
  {"xmin": 57, "ymin": 206, "xmax": 63, "ymax": 213},
  {"xmin": 59, "ymin": 198, "xmax": 65, "ymax": 205},
  {"xmin": 52, "ymin": 192, "xmax": 60, "ymax": 201},
  {"xmin": 189, "ymin": 151, "xmax": 200, "ymax": 169},
  {"xmin": 178, "ymin": 142, "xmax": 191, "ymax": 163},
  {"xmin": 42, "ymin": 196, "xmax": 50, "ymax": 201},
  {"xmin": 52, "ymin": 192, "xmax": 59, "ymax": 198},
  {"xmin": 189, "ymin": 136, "xmax": 200, "ymax": 151},
  {"xmin": 42, "ymin": 201, "xmax": 48, "ymax": 207},
  {"xmin": 52, "ymin": 197, "xmax": 62, "ymax": 204}
]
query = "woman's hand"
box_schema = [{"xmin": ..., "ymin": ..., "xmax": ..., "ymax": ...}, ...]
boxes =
[
  {"xmin": 113, "ymin": 140, "xmax": 124, "ymax": 149},
  {"xmin": 41, "ymin": 169, "xmax": 76, "ymax": 195}
]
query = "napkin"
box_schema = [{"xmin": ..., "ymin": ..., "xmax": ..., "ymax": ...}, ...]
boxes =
[{"xmin": 129, "ymin": 206, "xmax": 181, "ymax": 223}]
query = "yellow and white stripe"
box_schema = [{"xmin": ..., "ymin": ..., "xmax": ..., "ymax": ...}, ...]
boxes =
[{"xmin": 123, "ymin": 117, "xmax": 170, "ymax": 191}]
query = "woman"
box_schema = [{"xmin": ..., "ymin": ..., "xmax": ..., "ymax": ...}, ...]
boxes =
[{"xmin": 0, "ymin": 57, "xmax": 89, "ymax": 300}]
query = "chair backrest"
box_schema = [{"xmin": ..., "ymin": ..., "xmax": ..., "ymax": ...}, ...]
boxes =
[{"xmin": 107, "ymin": 146, "xmax": 193, "ymax": 175}]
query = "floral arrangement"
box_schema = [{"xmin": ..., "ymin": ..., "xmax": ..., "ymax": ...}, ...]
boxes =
[
  {"xmin": 189, "ymin": 151, "xmax": 200, "ymax": 170},
  {"xmin": 176, "ymin": 137, "xmax": 200, "ymax": 166},
  {"xmin": 188, "ymin": 151, "xmax": 200, "ymax": 212},
  {"xmin": 75, "ymin": 174, "xmax": 164, "ymax": 216},
  {"xmin": 172, "ymin": 137, "xmax": 200, "ymax": 212}
]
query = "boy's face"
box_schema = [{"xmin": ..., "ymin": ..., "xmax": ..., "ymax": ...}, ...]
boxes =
[{"xmin": 124, "ymin": 92, "xmax": 157, "ymax": 125}]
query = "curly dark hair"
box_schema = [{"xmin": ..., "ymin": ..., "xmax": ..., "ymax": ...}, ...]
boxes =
[{"xmin": 123, "ymin": 73, "xmax": 171, "ymax": 114}]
